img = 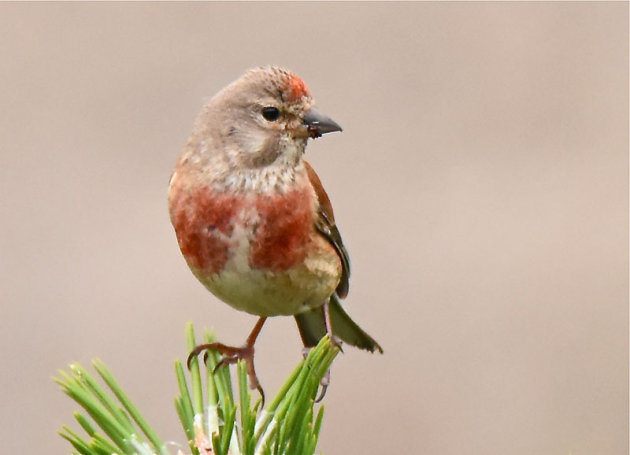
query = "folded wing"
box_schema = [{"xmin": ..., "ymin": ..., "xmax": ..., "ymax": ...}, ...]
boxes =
[{"xmin": 295, "ymin": 161, "xmax": 382, "ymax": 353}]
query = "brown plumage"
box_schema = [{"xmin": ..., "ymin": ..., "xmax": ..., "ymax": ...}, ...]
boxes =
[{"xmin": 304, "ymin": 160, "xmax": 350, "ymax": 299}]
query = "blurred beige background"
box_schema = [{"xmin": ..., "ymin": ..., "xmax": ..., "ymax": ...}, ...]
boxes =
[{"xmin": 1, "ymin": 3, "xmax": 627, "ymax": 454}]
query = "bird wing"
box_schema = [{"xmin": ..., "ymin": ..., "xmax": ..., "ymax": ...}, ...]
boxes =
[
  {"xmin": 296, "ymin": 160, "xmax": 382, "ymax": 353},
  {"xmin": 303, "ymin": 160, "xmax": 350, "ymax": 299}
]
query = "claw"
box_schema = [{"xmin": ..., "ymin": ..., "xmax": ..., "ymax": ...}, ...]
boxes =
[
  {"xmin": 303, "ymin": 345, "xmax": 332, "ymax": 402},
  {"xmin": 314, "ymin": 370, "xmax": 329, "ymax": 403},
  {"xmin": 256, "ymin": 384, "xmax": 266, "ymax": 408},
  {"xmin": 213, "ymin": 354, "xmax": 236, "ymax": 373},
  {"xmin": 187, "ymin": 342, "xmax": 217, "ymax": 369},
  {"xmin": 314, "ymin": 384, "xmax": 328, "ymax": 403},
  {"xmin": 329, "ymin": 335, "xmax": 344, "ymax": 353}
]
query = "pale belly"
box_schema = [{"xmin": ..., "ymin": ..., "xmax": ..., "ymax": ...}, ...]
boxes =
[{"xmin": 191, "ymin": 246, "xmax": 340, "ymax": 316}]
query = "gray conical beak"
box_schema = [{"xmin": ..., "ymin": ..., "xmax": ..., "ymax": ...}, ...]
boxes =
[{"xmin": 303, "ymin": 107, "xmax": 342, "ymax": 138}]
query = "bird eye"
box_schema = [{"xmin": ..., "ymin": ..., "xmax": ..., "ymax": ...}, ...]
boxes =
[{"xmin": 262, "ymin": 107, "xmax": 280, "ymax": 121}]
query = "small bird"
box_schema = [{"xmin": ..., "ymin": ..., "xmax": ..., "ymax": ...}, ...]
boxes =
[{"xmin": 168, "ymin": 66, "xmax": 382, "ymax": 399}]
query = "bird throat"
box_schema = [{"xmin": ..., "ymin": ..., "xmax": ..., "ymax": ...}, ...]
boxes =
[
  {"xmin": 214, "ymin": 136, "xmax": 307, "ymax": 194},
  {"xmin": 218, "ymin": 160, "xmax": 303, "ymax": 194}
]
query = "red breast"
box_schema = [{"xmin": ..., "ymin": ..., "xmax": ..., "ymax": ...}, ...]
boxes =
[{"xmin": 169, "ymin": 175, "xmax": 317, "ymax": 277}]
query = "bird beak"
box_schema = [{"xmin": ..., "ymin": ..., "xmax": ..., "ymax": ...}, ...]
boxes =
[{"xmin": 303, "ymin": 107, "xmax": 343, "ymax": 138}]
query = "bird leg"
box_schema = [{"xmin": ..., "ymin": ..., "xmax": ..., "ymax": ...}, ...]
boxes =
[
  {"xmin": 187, "ymin": 317, "xmax": 267, "ymax": 404},
  {"xmin": 322, "ymin": 297, "xmax": 343, "ymax": 349},
  {"xmin": 304, "ymin": 299, "xmax": 342, "ymax": 402}
]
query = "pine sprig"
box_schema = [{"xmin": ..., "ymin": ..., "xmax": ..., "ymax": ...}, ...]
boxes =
[{"xmin": 56, "ymin": 323, "xmax": 340, "ymax": 455}]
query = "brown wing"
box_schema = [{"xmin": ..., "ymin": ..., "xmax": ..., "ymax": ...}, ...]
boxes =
[{"xmin": 304, "ymin": 160, "xmax": 350, "ymax": 298}]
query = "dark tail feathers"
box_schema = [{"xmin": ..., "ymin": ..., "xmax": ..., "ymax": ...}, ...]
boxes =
[{"xmin": 295, "ymin": 294, "xmax": 383, "ymax": 353}]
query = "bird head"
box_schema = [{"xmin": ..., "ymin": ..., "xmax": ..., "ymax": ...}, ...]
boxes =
[{"xmin": 192, "ymin": 66, "xmax": 342, "ymax": 173}]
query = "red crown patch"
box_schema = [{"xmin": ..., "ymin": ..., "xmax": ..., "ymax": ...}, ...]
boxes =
[{"xmin": 286, "ymin": 74, "xmax": 310, "ymax": 102}]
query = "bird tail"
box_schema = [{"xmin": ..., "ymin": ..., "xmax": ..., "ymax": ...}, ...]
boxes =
[{"xmin": 295, "ymin": 294, "xmax": 383, "ymax": 353}]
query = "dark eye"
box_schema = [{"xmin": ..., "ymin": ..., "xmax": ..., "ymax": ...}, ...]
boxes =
[{"xmin": 262, "ymin": 107, "xmax": 280, "ymax": 121}]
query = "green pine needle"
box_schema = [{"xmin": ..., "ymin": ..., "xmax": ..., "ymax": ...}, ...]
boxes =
[{"xmin": 56, "ymin": 323, "xmax": 340, "ymax": 455}]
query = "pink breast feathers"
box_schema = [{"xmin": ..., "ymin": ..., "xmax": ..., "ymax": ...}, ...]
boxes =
[
  {"xmin": 171, "ymin": 184, "xmax": 316, "ymax": 275},
  {"xmin": 170, "ymin": 187, "xmax": 242, "ymax": 275},
  {"xmin": 250, "ymin": 186, "xmax": 315, "ymax": 272}
]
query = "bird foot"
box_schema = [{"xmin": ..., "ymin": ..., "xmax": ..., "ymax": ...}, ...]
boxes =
[
  {"xmin": 187, "ymin": 342, "xmax": 265, "ymax": 406},
  {"xmin": 315, "ymin": 368, "xmax": 331, "ymax": 403},
  {"xmin": 329, "ymin": 335, "xmax": 344, "ymax": 352},
  {"xmin": 302, "ymin": 345, "xmax": 335, "ymax": 402}
]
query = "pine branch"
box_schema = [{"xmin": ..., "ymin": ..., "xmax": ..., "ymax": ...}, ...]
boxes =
[{"xmin": 56, "ymin": 323, "xmax": 340, "ymax": 455}]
